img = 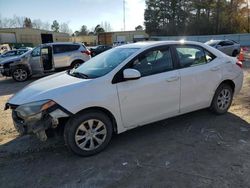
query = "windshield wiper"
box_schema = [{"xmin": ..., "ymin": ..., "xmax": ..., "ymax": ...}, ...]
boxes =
[{"xmin": 68, "ymin": 70, "xmax": 89, "ymax": 79}]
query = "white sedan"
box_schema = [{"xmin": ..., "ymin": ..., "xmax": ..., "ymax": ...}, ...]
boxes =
[{"xmin": 6, "ymin": 41, "xmax": 243, "ymax": 156}]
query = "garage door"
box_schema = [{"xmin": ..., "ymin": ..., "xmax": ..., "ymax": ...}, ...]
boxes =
[
  {"xmin": 0, "ymin": 33, "xmax": 17, "ymax": 43},
  {"xmin": 117, "ymin": 36, "xmax": 126, "ymax": 42}
]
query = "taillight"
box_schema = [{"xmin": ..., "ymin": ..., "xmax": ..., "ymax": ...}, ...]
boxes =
[
  {"xmin": 81, "ymin": 50, "xmax": 91, "ymax": 56},
  {"xmin": 236, "ymin": 60, "xmax": 243, "ymax": 68}
]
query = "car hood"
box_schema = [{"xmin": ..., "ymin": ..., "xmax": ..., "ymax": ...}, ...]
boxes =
[
  {"xmin": 8, "ymin": 71, "xmax": 91, "ymax": 105},
  {"xmin": 0, "ymin": 56, "xmax": 21, "ymax": 64}
]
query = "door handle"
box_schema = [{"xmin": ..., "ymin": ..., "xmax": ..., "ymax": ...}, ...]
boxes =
[
  {"xmin": 166, "ymin": 76, "xmax": 179, "ymax": 82},
  {"xmin": 210, "ymin": 66, "xmax": 220, "ymax": 71}
]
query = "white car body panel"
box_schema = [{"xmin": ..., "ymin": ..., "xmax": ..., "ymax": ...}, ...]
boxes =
[
  {"xmin": 117, "ymin": 70, "xmax": 180, "ymax": 128},
  {"xmin": 8, "ymin": 41, "xmax": 244, "ymax": 134}
]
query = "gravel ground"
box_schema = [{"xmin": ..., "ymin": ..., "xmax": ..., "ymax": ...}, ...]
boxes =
[{"xmin": 0, "ymin": 59, "xmax": 249, "ymax": 188}]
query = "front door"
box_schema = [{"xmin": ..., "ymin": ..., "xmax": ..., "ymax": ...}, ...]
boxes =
[
  {"xmin": 116, "ymin": 46, "xmax": 180, "ymax": 128},
  {"xmin": 174, "ymin": 45, "xmax": 223, "ymax": 113},
  {"xmin": 29, "ymin": 47, "xmax": 43, "ymax": 74}
]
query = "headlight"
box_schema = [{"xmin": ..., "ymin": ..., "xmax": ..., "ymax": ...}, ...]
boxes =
[{"xmin": 15, "ymin": 100, "xmax": 56, "ymax": 118}]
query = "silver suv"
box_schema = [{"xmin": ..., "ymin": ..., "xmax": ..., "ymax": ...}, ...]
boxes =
[
  {"xmin": 0, "ymin": 42, "xmax": 91, "ymax": 82},
  {"xmin": 205, "ymin": 40, "xmax": 241, "ymax": 57}
]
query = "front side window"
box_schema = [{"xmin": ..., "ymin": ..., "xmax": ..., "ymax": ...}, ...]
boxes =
[
  {"xmin": 176, "ymin": 46, "xmax": 207, "ymax": 68},
  {"xmin": 131, "ymin": 47, "xmax": 173, "ymax": 77},
  {"xmin": 31, "ymin": 47, "xmax": 41, "ymax": 57},
  {"xmin": 69, "ymin": 47, "xmax": 139, "ymax": 79}
]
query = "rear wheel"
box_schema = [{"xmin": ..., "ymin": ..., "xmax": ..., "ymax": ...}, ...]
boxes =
[
  {"xmin": 64, "ymin": 110, "xmax": 113, "ymax": 156},
  {"xmin": 12, "ymin": 67, "xmax": 29, "ymax": 82},
  {"xmin": 210, "ymin": 84, "xmax": 233, "ymax": 114}
]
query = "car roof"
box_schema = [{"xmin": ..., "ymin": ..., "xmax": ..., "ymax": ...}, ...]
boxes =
[
  {"xmin": 117, "ymin": 40, "xmax": 205, "ymax": 49},
  {"xmin": 41, "ymin": 42, "xmax": 83, "ymax": 46}
]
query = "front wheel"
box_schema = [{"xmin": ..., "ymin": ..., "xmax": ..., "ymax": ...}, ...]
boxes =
[
  {"xmin": 64, "ymin": 110, "xmax": 113, "ymax": 156},
  {"xmin": 12, "ymin": 67, "xmax": 29, "ymax": 82},
  {"xmin": 210, "ymin": 84, "xmax": 233, "ymax": 114},
  {"xmin": 71, "ymin": 60, "xmax": 84, "ymax": 69}
]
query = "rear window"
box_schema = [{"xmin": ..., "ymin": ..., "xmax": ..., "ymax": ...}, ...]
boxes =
[{"xmin": 53, "ymin": 44, "xmax": 80, "ymax": 54}]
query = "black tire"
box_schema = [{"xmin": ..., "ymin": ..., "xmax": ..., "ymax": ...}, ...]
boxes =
[
  {"xmin": 71, "ymin": 60, "xmax": 84, "ymax": 69},
  {"xmin": 64, "ymin": 110, "xmax": 113, "ymax": 156},
  {"xmin": 11, "ymin": 67, "xmax": 29, "ymax": 82},
  {"xmin": 232, "ymin": 50, "xmax": 238, "ymax": 57},
  {"xmin": 210, "ymin": 84, "xmax": 233, "ymax": 114}
]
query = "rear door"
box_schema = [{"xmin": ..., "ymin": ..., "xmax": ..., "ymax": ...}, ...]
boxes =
[
  {"xmin": 116, "ymin": 46, "xmax": 180, "ymax": 127},
  {"xmin": 174, "ymin": 45, "xmax": 223, "ymax": 113},
  {"xmin": 53, "ymin": 44, "xmax": 77, "ymax": 68},
  {"xmin": 217, "ymin": 41, "xmax": 233, "ymax": 55}
]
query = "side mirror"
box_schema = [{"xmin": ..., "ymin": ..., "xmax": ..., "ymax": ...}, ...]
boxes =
[{"xmin": 123, "ymin": 68, "xmax": 141, "ymax": 80}]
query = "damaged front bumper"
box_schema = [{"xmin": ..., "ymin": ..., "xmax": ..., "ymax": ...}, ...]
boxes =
[{"xmin": 7, "ymin": 103, "xmax": 71, "ymax": 141}]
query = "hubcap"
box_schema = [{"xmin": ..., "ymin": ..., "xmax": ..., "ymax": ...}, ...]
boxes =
[
  {"xmin": 217, "ymin": 88, "xmax": 231, "ymax": 110},
  {"xmin": 13, "ymin": 69, "xmax": 27, "ymax": 81},
  {"xmin": 75, "ymin": 119, "xmax": 107, "ymax": 151}
]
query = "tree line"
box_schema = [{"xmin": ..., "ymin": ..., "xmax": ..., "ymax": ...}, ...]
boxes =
[
  {"xmin": 0, "ymin": 15, "xmax": 72, "ymax": 33},
  {"xmin": 144, "ymin": 0, "xmax": 249, "ymax": 36},
  {"xmin": 0, "ymin": 15, "xmax": 113, "ymax": 36}
]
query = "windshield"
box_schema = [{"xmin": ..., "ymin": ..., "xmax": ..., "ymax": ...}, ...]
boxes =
[
  {"xmin": 205, "ymin": 40, "xmax": 219, "ymax": 46},
  {"xmin": 69, "ymin": 47, "xmax": 139, "ymax": 79}
]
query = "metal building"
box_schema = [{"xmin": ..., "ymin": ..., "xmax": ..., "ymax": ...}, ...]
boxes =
[{"xmin": 0, "ymin": 28, "xmax": 70, "ymax": 47}]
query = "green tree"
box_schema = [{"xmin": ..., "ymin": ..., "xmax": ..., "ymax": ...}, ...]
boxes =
[
  {"xmin": 23, "ymin": 17, "xmax": 32, "ymax": 28},
  {"xmin": 79, "ymin": 25, "xmax": 88, "ymax": 35},
  {"xmin": 94, "ymin": 24, "xmax": 105, "ymax": 35},
  {"xmin": 135, "ymin": 25, "xmax": 143, "ymax": 30},
  {"xmin": 144, "ymin": 0, "xmax": 249, "ymax": 36},
  {"xmin": 51, "ymin": 20, "xmax": 60, "ymax": 32}
]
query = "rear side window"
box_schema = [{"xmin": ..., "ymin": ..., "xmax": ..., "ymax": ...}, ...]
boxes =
[
  {"xmin": 219, "ymin": 41, "xmax": 234, "ymax": 46},
  {"xmin": 176, "ymin": 46, "xmax": 215, "ymax": 68},
  {"xmin": 53, "ymin": 44, "xmax": 80, "ymax": 54}
]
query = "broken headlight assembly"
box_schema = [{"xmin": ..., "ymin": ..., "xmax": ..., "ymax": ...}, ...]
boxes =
[{"xmin": 15, "ymin": 100, "xmax": 56, "ymax": 121}]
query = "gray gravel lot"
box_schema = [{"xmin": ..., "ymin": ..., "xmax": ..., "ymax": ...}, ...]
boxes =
[{"xmin": 0, "ymin": 60, "xmax": 249, "ymax": 188}]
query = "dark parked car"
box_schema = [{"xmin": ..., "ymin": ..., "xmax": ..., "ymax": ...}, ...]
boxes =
[
  {"xmin": 0, "ymin": 49, "xmax": 29, "ymax": 62},
  {"xmin": 90, "ymin": 45, "xmax": 112, "ymax": 57}
]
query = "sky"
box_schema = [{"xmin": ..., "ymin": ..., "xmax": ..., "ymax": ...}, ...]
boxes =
[{"xmin": 0, "ymin": 0, "xmax": 145, "ymax": 32}]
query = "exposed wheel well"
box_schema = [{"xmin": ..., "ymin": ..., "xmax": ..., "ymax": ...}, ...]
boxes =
[
  {"xmin": 75, "ymin": 107, "xmax": 118, "ymax": 134},
  {"xmin": 11, "ymin": 64, "xmax": 31, "ymax": 75},
  {"xmin": 232, "ymin": 50, "xmax": 239, "ymax": 57},
  {"xmin": 71, "ymin": 59, "xmax": 84, "ymax": 66},
  {"xmin": 219, "ymin": 80, "xmax": 235, "ymax": 93}
]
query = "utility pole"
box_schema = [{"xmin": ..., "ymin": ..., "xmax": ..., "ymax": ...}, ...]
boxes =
[
  {"xmin": 248, "ymin": 0, "xmax": 250, "ymax": 33},
  {"xmin": 123, "ymin": 0, "xmax": 126, "ymax": 31}
]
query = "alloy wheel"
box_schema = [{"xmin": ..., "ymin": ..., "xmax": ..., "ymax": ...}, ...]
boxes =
[
  {"xmin": 13, "ymin": 69, "xmax": 28, "ymax": 81},
  {"xmin": 75, "ymin": 119, "xmax": 107, "ymax": 151},
  {"xmin": 217, "ymin": 88, "xmax": 232, "ymax": 111}
]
